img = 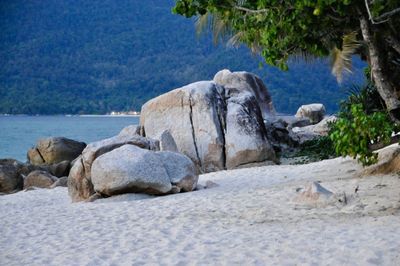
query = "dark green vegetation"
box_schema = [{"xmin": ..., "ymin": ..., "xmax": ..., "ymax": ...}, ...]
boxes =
[
  {"xmin": 0, "ymin": 0, "xmax": 364, "ymax": 115},
  {"xmin": 330, "ymin": 81, "xmax": 399, "ymax": 166},
  {"xmin": 291, "ymin": 81, "xmax": 399, "ymax": 166},
  {"xmin": 292, "ymin": 136, "xmax": 336, "ymax": 164},
  {"xmin": 173, "ymin": 0, "xmax": 400, "ymax": 119}
]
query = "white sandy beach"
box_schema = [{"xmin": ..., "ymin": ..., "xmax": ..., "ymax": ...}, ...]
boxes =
[{"xmin": 1, "ymin": 155, "xmax": 400, "ymax": 265}]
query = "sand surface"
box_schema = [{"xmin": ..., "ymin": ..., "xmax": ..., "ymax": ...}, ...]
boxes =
[{"xmin": 1, "ymin": 156, "xmax": 400, "ymax": 265}]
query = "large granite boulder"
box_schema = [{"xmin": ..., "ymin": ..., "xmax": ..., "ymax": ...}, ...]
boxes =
[
  {"xmin": 225, "ymin": 93, "xmax": 276, "ymax": 168},
  {"xmin": 27, "ymin": 137, "xmax": 86, "ymax": 165},
  {"xmin": 140, "ymin": 81, "xmax": 226, "ymax": 173},
  {"xmin": 140, "ymin": 72, "xmax": 277, "ymax": 173},
  {"xmin": 91, "ymin": 145, "xmax": 197, "ymax": 196},
  {"xmin": 24, "ymin": 170, "xmax": 58, "ymax": 189},
  {"xmin": 213, "ymin": 69, "xmax": 275, "ymax": 119},
  {"xmin": 295, "ymin": 103, "xmax": 326, "ymax": 124},
  {"xmin": 68, "ymin": 134, "xmax": 159, "ymax": 202}
]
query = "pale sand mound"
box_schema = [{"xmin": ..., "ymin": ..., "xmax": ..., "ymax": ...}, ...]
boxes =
[{"xmin": 1, "ymin": 155, "xmax": 399, "ymax": 265}]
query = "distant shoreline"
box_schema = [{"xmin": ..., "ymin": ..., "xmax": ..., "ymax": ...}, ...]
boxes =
[{"xmin": 0, "ymin": 114, "xmax": 141, "ymax": 117}]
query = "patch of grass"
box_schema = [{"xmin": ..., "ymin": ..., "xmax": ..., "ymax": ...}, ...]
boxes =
[{"xmin": 287, "ymin": 136, "xmax": 337, "ymax": 164}]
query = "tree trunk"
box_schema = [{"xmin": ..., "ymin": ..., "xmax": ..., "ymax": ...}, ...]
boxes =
[{"xmin": 359, "ymin": 16, "xmax": 400, "ymax": 121}]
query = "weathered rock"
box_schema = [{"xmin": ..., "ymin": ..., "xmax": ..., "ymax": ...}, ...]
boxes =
[
  {"xmin": 290, "ymin": 118, "xmax": 311, "ymax": 128},
  {"xmin": 295, "ymin": 103, "xmax": 326, "ymax": 124},
  {"xmin": 291, "ymin": 116, "xmax": 337, "ymax": 144},
  {"xmin": 118, "ymin": 125, "xmax": 141, "ymax": 137},
  {"xmin": 265, "ymin": 119, "xmax": 299, "ymax": 152},
  {"xmin": 47, "ymin": 160, "xmax": 71, "ymax": 177},
  {"xmin": 0, "ymin": 158, "xmax": 39, "ymax": 176},
  {"xmin": 213, "ymin": 69, "xmax": 275, "ymax": 119},
  {"xmin": 140, "ymin": 81, "xmax": 226, "ymax": 173},
  {"xmin": 0, "ymin": 160, "xmax": 24, "ymax": 193},
  {"xmin": 28, "ymin": 137, "xmax": 86, "ymax": 165},
  {"xmin": 225, "ymin": 93, "xmax": 277, "ymax": 169},
  {"xmin": 159, "ymin": 130, "xmax": 178, "ymax": 152},
  {"xmin": 51, "ymin": 176, "xmax": 68, "ymax": 188},
  {"xmin": 294, "ymin": 182, "xmax": 334, "ymax": 205},
  {"xmin": 311, "ymin": 116, "xmax": 337, "ymax": 135},
  {"xmin": 68, "ymin": 134, "xmax": 159, "ymax": 202},
  {"xmin": 91, "ymin": 145, "xmax": 197, "ymax": 196},
  {"xmin": 157, "ymin": 151, "xmax": 198, "ymax": 192},
  {"xmin": 140, "ymin": 75, "xmax": 277, "ymax": 173},
  {"xmin": 24, "ymin": 170, "xmax": 58, "ymax": 189},
  {"xmin": 27, "ymin": 148, "xmax": 45, "ymax": 165},
  {"xmin": 362, "ymin": 144, "xmax": 400, "ymax": 176}
]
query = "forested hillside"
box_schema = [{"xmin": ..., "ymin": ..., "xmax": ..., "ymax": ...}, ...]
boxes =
[{"xmin": 0, "ymin": 0, "xmax": 365, "ymax": 115}]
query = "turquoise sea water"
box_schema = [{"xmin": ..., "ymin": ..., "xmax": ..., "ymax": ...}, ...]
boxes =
[{"xmin": 0, "ymin": 115, "xmax": 139, "ymax": 162}]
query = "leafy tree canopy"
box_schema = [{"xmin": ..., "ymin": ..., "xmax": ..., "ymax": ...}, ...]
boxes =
[
  {"xmin": 173, "ymin": 1, "xmax": 400, "ymax": 118},
  {"xmin": 173, "ymin": 0, "xmax": 398, "ymax": 68}
]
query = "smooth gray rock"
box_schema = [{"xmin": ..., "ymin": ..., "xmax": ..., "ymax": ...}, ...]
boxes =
[
  {"xmin": 118, "ymin": 125, "xmax": 141, "ymax": 137},
  {"xmin": 157, "ymin": 151, "xmax": 198, "ymax": 192},
  {"xmin": 68, "ymin": 134, "xmax": 159, "ymax": 202},
  {"xmin": 24, "ymin": 170, "xmax": 58, "ymax": 189},
  {"xmin": 91, "ymin": 145, "xmax": 197, "ymax": 196},
  {"xmin": 159, "ymin": 130, "xmax": 179, "ymax": 152},
  {"xmin": 51, "ymin": 176, "xmax": 68, "ymax": 188},
  {"xmin": 295, "ymin": 103, "xmax": 326, "ymax": 124},
  {"xmin": 27, "ymin": 137, "xmax": 86, "ymax": 165},
  {"xmin": 291, "ymin": 116, "xmax": 337, "ymax": 144}
]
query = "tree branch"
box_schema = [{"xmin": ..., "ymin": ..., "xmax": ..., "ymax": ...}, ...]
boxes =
[
  {"xmin": 364, "ymin": 0, "xmax": 400, "ymax": 24},
  {"xmin": 234, "ymin": 6, "xmax": 269, "ymax": 14},
  {"xmin": 375, "ymin": 7, "xmax": 400, "ymax": 21}
]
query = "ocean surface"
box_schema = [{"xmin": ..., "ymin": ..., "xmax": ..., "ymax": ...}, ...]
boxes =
[{"xmin": 0, "ymin": 115, "xmax": 139, "ymax": 162}]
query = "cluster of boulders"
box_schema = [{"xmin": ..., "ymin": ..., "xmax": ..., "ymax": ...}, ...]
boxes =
[
  {"xmin": 67, "ymin": 128, "xmax": 198, "ymax": 202},
  {"xmin": 140, "ymin": 69, "xmax": 279, "ymax": 174},
  {"xmin": 268, "ymin": 103, "xmax": 336, "ymax": 145},
  {"xmin": 0, "ymin": 137, "xmax": 86, "ymax": 194},
  {"xmin": 1, "ymin": 69, "xmax": 335, "ymax": 202}
]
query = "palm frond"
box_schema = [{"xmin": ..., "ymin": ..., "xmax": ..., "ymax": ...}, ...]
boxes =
[
  {"xmin": 195, "ymin": 13, "xmax": 210, "ymax": 37},
  {"xmin": 288, "ymin": 49, "xmax": 319, "ymax": 64},
  {"xmin": 195, "ymin": 12, "xmax": 233, "ymax": 45},
  {"xmin": 331, "ymin": 32, "xmax": 361, "ymax": 83},
  {"xmin": 227, "ymin": 31, "xmax": 244, "ymax": 48}
]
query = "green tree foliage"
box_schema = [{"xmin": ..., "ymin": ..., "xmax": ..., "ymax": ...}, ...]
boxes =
[
  {"xmin": 330, "ymin": 104, "xmax": 394, "ymax": 165},
  {"xmin": 0, "ymin": 0, "xmax": 365, "ymax": 115},
  {"xmin": 329, "ymin": 78, "xmax": 399, "ymax": 166},
  {"xmin": 173, "ymin": 0, "xmax": 400, "ymax": 119}
]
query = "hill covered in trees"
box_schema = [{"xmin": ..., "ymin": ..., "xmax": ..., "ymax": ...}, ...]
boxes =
[{"xmin": 0, "ymin": 0, "xmax": 365, "ymax": 115}]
